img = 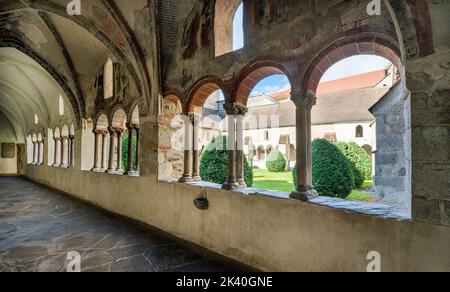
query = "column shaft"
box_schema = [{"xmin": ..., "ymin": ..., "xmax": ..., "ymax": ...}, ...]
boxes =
[
  {"xmin": 53, "ymin": 138, "xmax": 58, "ymax": 167},
  {"xmin": 179, "ymin": 114, "xmax": 193, "ymax": 183},
  {"xmin": 100, "ymin": 132, "xmax": 107, "ymax": 171},
  {"xmin": 107, "ymin": 128, "xmax": 116, "ymax": 174},
  {"xmin": 192, "ymin": 115, "xmax": 201, "ymax": 181},
  {"xmin": 290, "ymin": 93, "xmax": 318, "ymax": 201},
  {"xmin": 92, "ymin": 131, "xmax": 100, "ymax": 171},
  {"xmin": 222, "ymin": 103, "xmax": 238, "ymax": 190},
  {"xmin": 236, "ymin": 108, "xmax": 247, "ymax": 187},
  {"xmin": 115, "ymin": 129, "xmax": 124, "ymax": 174}
]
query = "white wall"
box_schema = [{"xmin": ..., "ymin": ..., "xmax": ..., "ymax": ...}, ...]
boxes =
[{"xmin": 0, "ymin": 112, "xmax": 18, "ymax": 174}]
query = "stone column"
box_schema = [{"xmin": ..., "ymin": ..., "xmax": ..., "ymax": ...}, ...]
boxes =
[
  {"xmin": 107, "ymin": 127, "xmax": 116, "ymax": 174},
  {"xmin": 290, "ymin": 92, "xmax": 318, "ymax": 201},
  {"xmin": 125, "ymin": 123, "xmax": 134, "ymax": 176},
  {"xmin": 92, "ymin": 130, "xmax": 100, "ymax": 171},
  {"xmin": 53, "ymin": 137, "xmax": 59, "ymax": 167},
  {"xmin": 134, "ymin": 125, "xmax": 140, "ymax": 174},
  {"xmin": 68, "ymin": 135, "xmax": 75, "ymax": 168},
  {"xmin": 222, "ymin": 103, "xmax": 238, "ymax": 190},
  {"xmin": 115, "ymin": 128, "xmax": 124, "ymax": 174},
  {"xmin": 192, "ymin": 114, "xmax": 201, "ymax": 181},
  {"xmin": 37, "ymin": 141, "xmax": 42, "ymax": 165},
  {"xmin": 235, "ymin": 105, "xmax": 247, "ymax": 187},
  {"xmin": 32, "ymin": 141, "xmax": 37, "ymax": 164},
  {"xmin": 60, "ymin": 136, "xmax": 67, "ymax": 168},
  {"xmin": 179, "ymin": 114, "xmax": 193, "ymax": 183},
  {"xmin": 100, "ymin": 131, "xmax": 107, "ymax": 172}
]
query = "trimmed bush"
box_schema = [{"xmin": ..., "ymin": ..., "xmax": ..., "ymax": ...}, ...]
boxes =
[
  {"xmin": 335, "ymin": 142, "xmax": 372, "ymax": 187},
  {"xmin": 266, "ymin": 149, "xmax": 287, "ymax": 172},
  {"xmin": 200, "ymin": 136, "xmax": 253, "ymax": 187},
  {"xmin": 293, "ymin": 139, "xmax": 354, "ymax": 198}
]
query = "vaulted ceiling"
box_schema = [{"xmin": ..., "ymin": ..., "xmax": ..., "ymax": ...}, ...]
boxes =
[{"xmin": 0, "ymin": 0, "xmax": 155, "ymax": 139}]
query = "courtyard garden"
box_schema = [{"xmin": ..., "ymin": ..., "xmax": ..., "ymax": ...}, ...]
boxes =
[
  {"xmin": 252, "ymin": 169, "xmax": 375, "ymax": 201},
  {"xmin": 200, "ymin": 137, "xmax": 375, "ymax": 202}
]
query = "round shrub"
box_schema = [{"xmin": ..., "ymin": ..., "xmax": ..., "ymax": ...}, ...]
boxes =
[
  {"xmin": 200, "ymin": 136, "xmax": 253, "ymax": 187},
  {"xmin": 335, "ymin": 142, "xmax": 372, "ymax": 187},
  {"xmin": 293, "ymin": 139, "xmax": 354, "ymax": 198},
  {"xmin": 266, "ymin": 149, "xmax": 287, "ymax": 172}
]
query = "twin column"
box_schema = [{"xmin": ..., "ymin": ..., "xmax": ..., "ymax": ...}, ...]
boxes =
[
  {"xmin": 222, "ymin": 103, "xmax": 247, "ymax": 190},
  {"xmin": 93, "ymin": 125, "xmax": 139, "ymax": 175},
  {"xmin": 290, "ymin": 91, "xmax": 318, "ymax": 201},
  {"xmin": 53, "ymin": 135, "xmax": 74, "ymax": 168},
  {"xmin": 179, "ymin": 114, "xmax": 200, "ymax": 183}
]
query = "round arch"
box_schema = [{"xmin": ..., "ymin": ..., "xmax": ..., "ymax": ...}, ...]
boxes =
[
  {"xmin": 95, "ymin": 113, "xmax": 109, "ymax": 131},
  {"xmin": 302, "ymin": 33, "xmax": 403, "ymax": 96},
  {"xmin": 232, "ymin": 60, "xmax": 293, "ymax": 106},
  {"xmin": 111, "ymin": 108, "xmax": 127, "ymax": 129},
  {"xmin": 186, "ymin": 77, "xmax": 224, "ymax": 113}
]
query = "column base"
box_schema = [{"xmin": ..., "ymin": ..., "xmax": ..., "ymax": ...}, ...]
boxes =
[
  {"xmin": 290, "ymin": 187, "xmax": 319, "ymax": 202},
  {"xmin": 191, "ymin": 176, "xmax": 202, "ymax": 182},
  {"xmin": 115, "ymin": 169, "xmax": 124, "ymax": 175},
  {"xmin": 178, "ymin": 176, "xmax": 193, "ymax": 183},
  {"xmin": 125, "ymin": 171, "xmax": 139, "ymax": 177},
  {"xmin": 222, "ymin": 181, "xmax": 240, "ymax": 190},
  {"xmin": 236, "ymin": 179, "xmax": 247, "ymax": 188},
  {"xmin": 106, "ymin": 169, "xmax": 116, "ymax": 175}
]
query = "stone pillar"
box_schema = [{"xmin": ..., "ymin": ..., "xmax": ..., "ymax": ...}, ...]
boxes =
[
  {"xmin": 236, "ymin": 105, "xmax": 247, "ymax": 187},
  {"xmin": 53, "ymin": 137, "xmax": 59, "ymax": 167},
  {"xmin": 37, "ymin": 141, "xmax": 41, "ymax": 165},
  {"xmin": 100, "ymin": 131, "xmax": 107, "ymax": 172},
  {"xmin": 179, "ymin": 114, "xmax": 193, "ymax": 183},
  {"xmin": 290, "ymin": 92, "xmax": 318, "ymax": 201},
  {"xmin": 32, "ymin": 141, "xmax": 37, "ymax": 165},
  {"xmin": 192, "ymin": 114, "xmax": 201, "ymax": 181},
  {"xmin": 107, "ymin": 127, "xmax": 116, "ymax": 174},
  {"xmin": 92, "ymin": 130, "xmax": 100, "ymax": 171},
  {"xmin": 115, "ymin": 128, "xmax": 124, "ymax": 174},
  {"xmin": 68, "ymin": 135, "xmax": 75, "ymax": 168},
  {"xmin": 222, "ymin": 103, "xmax": 238, "ymax": 190},
  {"xmin": 134, "ymin": 125, "xmax": 140, "ymax": 174},
  {"xmin": 60, "ymin": 137, "xmax": 67, "ymax": 168}
]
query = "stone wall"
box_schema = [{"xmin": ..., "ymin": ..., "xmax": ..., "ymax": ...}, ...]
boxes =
[
  {"xmin": 0, "ymin": 111, "xmax": 18, "ymax": 174},
  {"xmin": 25, "ymin": 165, "xmax": 450, "ymax": 272},
  {"xmin": 372, "ymin": 81, "xmax": 411, "ymax": 215},
  {"xmin": 158, "ymin": 99, "xmax": 184, "ymax": 180},
  {"xmin": 408, "ymin": 51, "xmax": 450, "ymax": 227}
]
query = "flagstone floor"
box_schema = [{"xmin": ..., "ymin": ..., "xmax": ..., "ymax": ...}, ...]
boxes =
[{"xmin": 0, "ymin": 177, "xmax": 254, "ymax": 272}]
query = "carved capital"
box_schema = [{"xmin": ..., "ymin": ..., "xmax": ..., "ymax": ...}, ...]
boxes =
[
  {"xmin": 236, "ymin": 105, "xmax": 248, "ymax": 116},
  {"xmin": 223, "ymin": 102, "xmax": 238, "ymax": 116},
  {"xmin": 292, "ymin": 90, "xmax": 317, "ymax": 110}
]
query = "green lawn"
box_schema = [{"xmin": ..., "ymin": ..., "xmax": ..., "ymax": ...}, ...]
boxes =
[{"xmin": 252, "ymin": 169, "xmax": 375, "ymax": 202}]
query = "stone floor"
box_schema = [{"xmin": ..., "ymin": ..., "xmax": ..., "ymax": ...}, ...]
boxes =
[{"xmin": 0, "ymin": 177, "xmax": 254, "ymax": 272}]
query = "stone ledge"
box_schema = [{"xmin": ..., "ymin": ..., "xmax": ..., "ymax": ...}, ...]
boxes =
[{"xmin": 162, "ymin": 180, "xmax": 411, "ymax": 221}]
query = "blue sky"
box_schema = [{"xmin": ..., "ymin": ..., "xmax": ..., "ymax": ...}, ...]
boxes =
[{"xmin": 232, "ymin": 6, "xmax": 392, "ymax": 95}]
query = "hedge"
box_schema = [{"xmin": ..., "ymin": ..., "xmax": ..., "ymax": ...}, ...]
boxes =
[
  {"xmin": 335, "ymin": 142, "xmax": 372, "ymax": 187},
  {"xmin": 200, "ymin": 136, "xmax": 253, "ymax": 187}
]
